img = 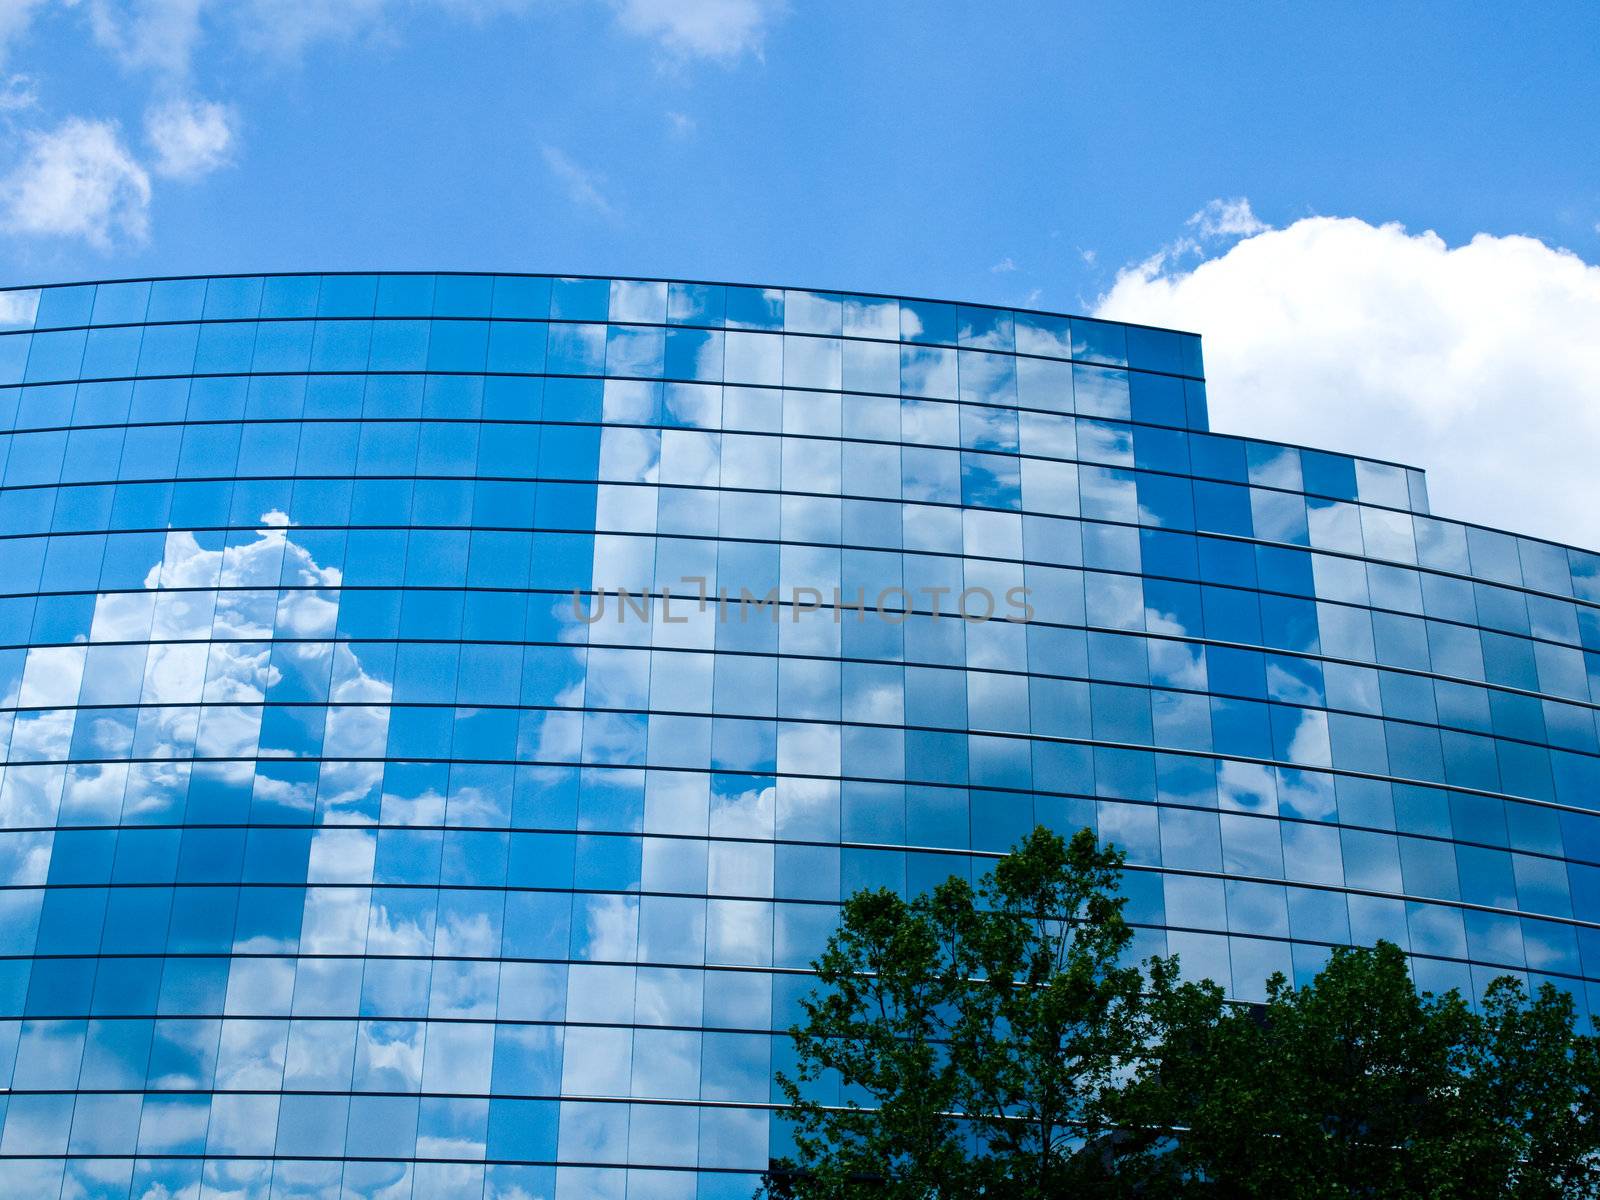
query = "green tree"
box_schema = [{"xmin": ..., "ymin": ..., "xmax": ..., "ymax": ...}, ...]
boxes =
[
  {"xmin": 1458, "ymin": 975, "xmax": 1600, "ymax": 1198},
  {"xmin": 762, "ymin": 871, "xmax": 980, "ymax": 1198},
  {"xmin": 1129, "ymin": 942, "xmax": 1600, "ymax": 1198},
  {"xmin": 769, "ymin": 827, "xmax": 1600, "ymax": 1198},
  {"xmin": 764, "ymin": 825, "xmax": 1170, "ymax": 1197},
  {"xmin": 1130, "ymin": 941, "xmax": 1475, "ymax": 1196}
]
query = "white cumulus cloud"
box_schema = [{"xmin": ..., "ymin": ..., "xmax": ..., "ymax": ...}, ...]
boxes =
[
  {"xmin": 610, "ymin": 0, "xmax": 785, "ymax": 61},
  {"xmin": 144, "ymin": 95, "xmax": 235, "ymax": 178},
  {"xmin": 1096, "ymin": 208, "xmax": 1600, "ymax": 551},
  {"xmin": 0, "ymin": 100, "xmax": 231, "ymax": 250},
  {"xmin": 0, "ymin": 114, "xmax": 151, "ymax": 247}
]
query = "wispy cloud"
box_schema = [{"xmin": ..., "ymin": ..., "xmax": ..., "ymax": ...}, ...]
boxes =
[
  {"xmin": 0, "ymin": 0, "xmax": 48, "ymax": 68},
  {"xmin": 665, "ymin": 109, "xmax": 695, "ymax": 138},
  {"xmin": 1127, "ymin": 195, "xmax": 1274, "ymax": 279},
  {"xmin": 83, "ymin": 0, "xmax": 209, "ymax": 76},
  {"xmin": 72, "ymin": 0, "xmax": 786, "ymax": 75},
  {"xmin": 75, "ymin": 0, "xmax": 533, "ymax": 72},
  {"xmin": 990, "ymin": 256, "xmax": 1017, "ymax": 273},
  {"xmin": 0, "ymin": 115, "xmax": 152, "ymax": 247},
  {"xmin": 0, "ymin": 72, "xmax": 37, "ymax": 110},
  {"xmin": 610, "ymin": 0, "xmax": 786, "ymax": 61},
  {"xmin": 1187, "ymin": 196, "xmax": 1267, "ymax": 239},
  {"xmin": 227, "ymin": 0, "xmax": 532, "ymax": 62},
  {"xmin": 542, "ymin": 143, "xmax": 619, "ymax": 219}
]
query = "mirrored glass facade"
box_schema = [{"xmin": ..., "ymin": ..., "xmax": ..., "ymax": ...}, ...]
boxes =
[{"xmin": 0, "ymin": 272, "xmax": 1596, "ymax": 1197}]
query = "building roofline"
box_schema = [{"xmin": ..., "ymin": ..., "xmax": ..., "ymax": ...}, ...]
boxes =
[
  {"xmin": 8, "ymin": 270, "xmax": 1596, "ymax": 560},
  {"xmin": 0, "ymin": 267, "xmax": 1207, "ymax": 339}
]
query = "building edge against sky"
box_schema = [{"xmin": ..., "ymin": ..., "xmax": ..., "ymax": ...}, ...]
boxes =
[{"xmin": 0, "ymin": 271, "xmax": 1596, "ymax": 1197}]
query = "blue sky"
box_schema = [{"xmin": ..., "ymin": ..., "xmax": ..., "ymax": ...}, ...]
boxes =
[{"xmin": 1, "ymin": 0, "xmax": 1598, "ymax": 545}]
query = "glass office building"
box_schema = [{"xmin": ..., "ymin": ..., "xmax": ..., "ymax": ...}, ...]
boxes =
[{"xmin": 0, "ymin": 271, "xmax": 1596, "ymax": 1198}]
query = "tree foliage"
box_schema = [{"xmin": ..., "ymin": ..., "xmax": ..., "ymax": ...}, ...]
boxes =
[
  {"xmin": 766, "ymin": 826, "xmax": 1163, "ymax": 1196},
  {"xmin": 767, "ymin": 825, "xmax": 1600, "ymax": 1199},
  {"xmin": 1133, "ymin": 941, "xmax": 1479, "ymax": 1196}
]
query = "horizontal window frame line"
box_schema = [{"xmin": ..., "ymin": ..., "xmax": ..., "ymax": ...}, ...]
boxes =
[
  {"xmin": 0, "ymin": 1020, "xmax": 784, "ymax": 1042},
  {"xmin": 2, "ymin": 946, "xmax": 815, "ymax": 977},
  {"xmin": 3, "ymin": 313, "xmax": 1208, "ymax": 385},
  {"xmin": 5, "ymin": 584, "xmax": 1596, "ymax": 725},
  {"xmin": 0, "ymin": 410, "xmax": 1436, "ymax": 534},
  {"xmin": 4, "ymin": 915, "xmax": 1593, "ymax": 1028},
  {"xmin": 0, "ymin": 488, "xmax": 1586, "ymax": 620},
  {"xmin": 0, "ymin": 381, "xmax": 1207, "ymax": 443},
  {"xmin": 6, "ymin": 685, "xmax": 1598, "ymax": 784},
  {"xmin": 0, "ymin": 922, "xmax": 1591, "ymax": 1015},
  {"xmin": 4, "ymin": 541, "xmax": 1597, "ymax": 678},
  {"xmin": 5, "ymin": 267, "xmax": 1207, "ymax": 342},
  {"xmin": 5, "ymin": 697, "xmax": 1598, "ymax": 810},
  {"xmin": 0, "ymin": 368, "xmax": 1459, "ymax": 515},
  {"xmin": 1, "ymin": 862, "xmax": 1594, "ymax": 936},
  {"xmin": 10, "ymin": 794, "xmax": 1596, "ymax": 874},
  {"xmin": 3, "ymin": 588, "xmax": 1593, "ymax": 705},
  {"xmin": 1, "ymin": 735, "xmax": 1595, "ymax": 827},
  {"xmin": 4, "ymin": 913, "xmax": 1588, "ymax": 1029},
  {"xmin": 5, "ymin": 631, "xmax": 1587, "ymax": 732},
  {"xmin": 5, "ymin": 614, "xmax": 1595, "ymax": 732},
  {"xmin": 2, "ymin": 925, "xmax": 1595, "ymax": 1012},
  {"xmin": 2, "ymin": 421, "xmax": 1426, "ymax": 530},
  {"xmin": 0, "ymin": 1151, "xmax": 765, "ymax": 1175},
  {"xmin": 0, "ymin": 1088, "xmax": 786, "ymax": 1114},
  {"xmin": 0, "ymin": 366, "xmax": 1212, "ymax": 443}
]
